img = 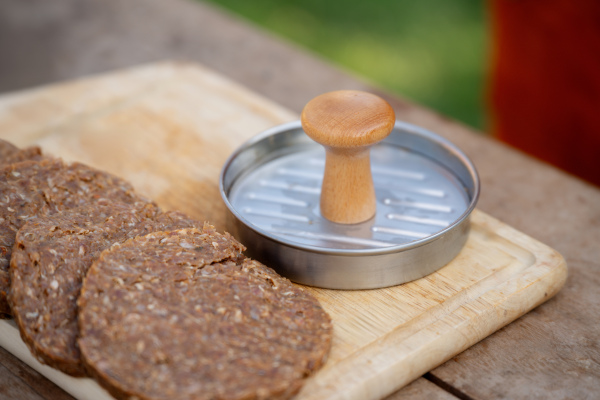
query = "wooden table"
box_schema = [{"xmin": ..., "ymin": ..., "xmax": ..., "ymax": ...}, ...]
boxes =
[{"xmin": 0, "ymin": 1, "xmax": 599, "ymax": 399}]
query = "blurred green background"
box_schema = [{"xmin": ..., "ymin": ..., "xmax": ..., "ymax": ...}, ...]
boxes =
[{"xmin": 202, "ymin": 0, "xmax": 489, "ymax": 131}]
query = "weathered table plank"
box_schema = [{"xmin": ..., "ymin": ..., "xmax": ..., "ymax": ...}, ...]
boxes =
[
  {"xmin": 0, "ymin": 347, "xmax": 74, "ymax": 400},
  {"xmin": 385, "ymin": 378, "xmax": 458, "ymax": 400}
]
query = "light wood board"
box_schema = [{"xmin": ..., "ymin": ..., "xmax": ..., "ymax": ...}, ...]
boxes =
[{"xmin": 0, "ymin": 62, "xmax": 567, "ymax": 400}]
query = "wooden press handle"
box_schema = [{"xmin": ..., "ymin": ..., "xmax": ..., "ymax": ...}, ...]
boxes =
[{"xmin": 301, "ymin": 90, "xmax": 395, "ymax": 224}]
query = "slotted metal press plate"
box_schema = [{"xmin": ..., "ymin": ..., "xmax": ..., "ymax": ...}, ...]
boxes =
[{"xmin": 228, "ymin": 145, "xmax": 469, "ymax": 250}]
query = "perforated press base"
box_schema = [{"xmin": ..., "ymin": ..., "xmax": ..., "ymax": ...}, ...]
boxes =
[{"xmin": 229, "ymin": 145, "xmax": 469, "ymax": 250}]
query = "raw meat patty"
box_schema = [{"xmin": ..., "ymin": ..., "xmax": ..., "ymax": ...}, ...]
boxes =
[
  {"xmin": 78, "ymin": 229, "xmax": 332, "ymax": 400},
  {"xmin": 0, "ymin": 139, "xmax": 18, "ymax": 160},
  {"xmin": 0, "ymin": 138, "xmax": 45, "ymax": 166}
]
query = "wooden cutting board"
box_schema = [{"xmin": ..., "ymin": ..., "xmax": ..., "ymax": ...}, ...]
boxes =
[{"xmin": 0, "ymin": 62, "xmax": 567, "ymax": 400}]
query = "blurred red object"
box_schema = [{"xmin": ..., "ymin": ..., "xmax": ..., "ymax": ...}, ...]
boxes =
[{"xmin": 490, "ymin": 0, "xmax": 600, "ymax": 187}]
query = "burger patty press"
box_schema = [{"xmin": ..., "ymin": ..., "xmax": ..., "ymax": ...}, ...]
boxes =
[{"xmin": 220, "ymin": 91, "xmax": 479, "ymax": 289}]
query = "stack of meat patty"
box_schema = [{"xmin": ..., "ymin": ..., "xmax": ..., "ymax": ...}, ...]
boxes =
[{"xmin": 0, "ymin": 139, "xmax": 332, "ymax": 400}]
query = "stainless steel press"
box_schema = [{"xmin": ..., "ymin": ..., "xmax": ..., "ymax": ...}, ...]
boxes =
[{"xmin": 220, "ymin": 91, "xmax": 479, "ymax": 289}]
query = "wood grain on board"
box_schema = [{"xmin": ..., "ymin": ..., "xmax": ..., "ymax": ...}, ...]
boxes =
[{"xmin": 0, "ymin": 63, "xmax": 567, "ymax": 400}]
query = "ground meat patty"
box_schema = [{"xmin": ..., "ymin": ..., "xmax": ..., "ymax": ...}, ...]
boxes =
[
  {"xmin": 78, "ymin": 229, "xmax": 332, "ymax": 400},
  {"xmin": 0, "ymin": 139, "xmax": 19, "ymax": 156},
  {"xmin": 0, "ymin": 139, "xmax": 19, "ymax": 161},
  {"xmin": 0, "ymin": 139, "xmax": 45, "ymax": 166},
  {"xmin": 0, "ymin": 159, "xmax": 148, "ymax": 317},
  {"xmin": 4, "ymin": 146, "xmax": 45, "ymax": 165},
  {"xmin": 10, "ymin": 203, "xmax": 234, "ymax": 376}
]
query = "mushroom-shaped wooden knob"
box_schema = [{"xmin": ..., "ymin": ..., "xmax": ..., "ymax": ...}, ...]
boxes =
[{"xmin": 301, "ymin": 90, "xmax": 396, "ymax": 224}]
